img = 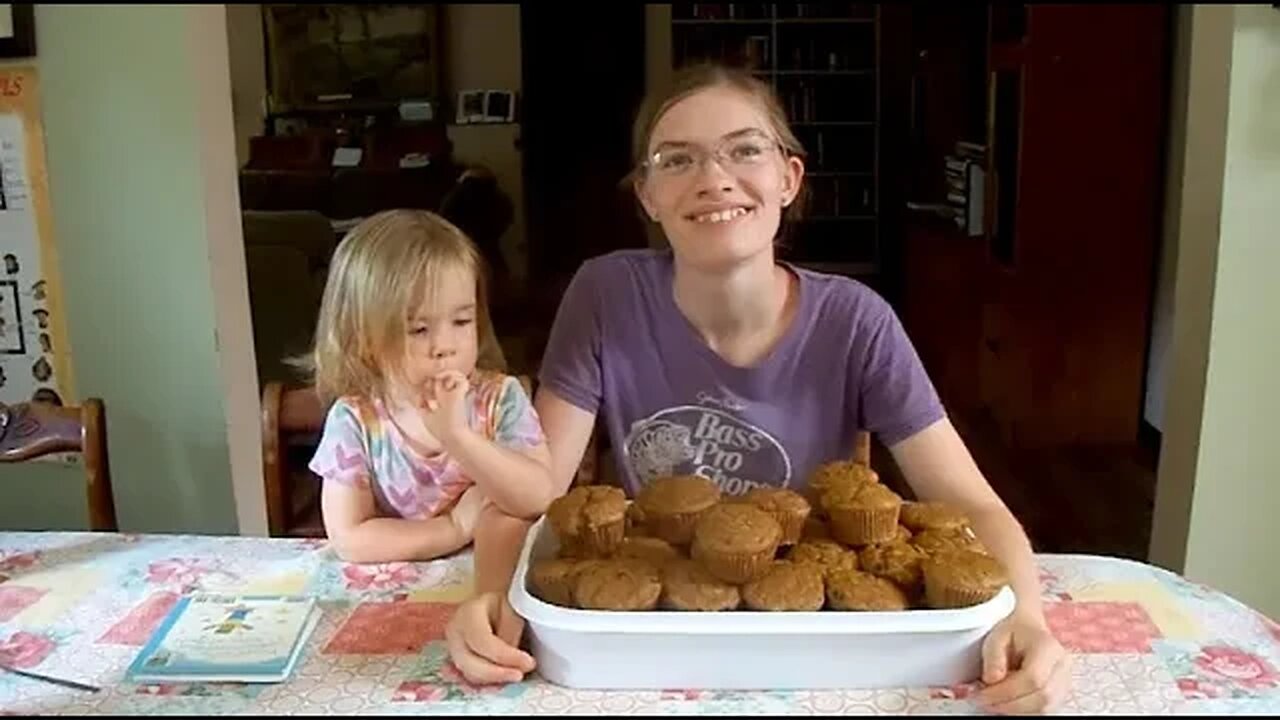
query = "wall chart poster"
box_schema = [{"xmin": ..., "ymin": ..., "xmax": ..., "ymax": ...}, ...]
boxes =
[{"xmin": 0, "ymin": 67, "xmax": 75, "ymax": 411}]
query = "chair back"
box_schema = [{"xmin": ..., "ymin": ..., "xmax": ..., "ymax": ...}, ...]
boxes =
[{"xmin": 0, "ymin": 398, "xmax": 117, "ymax": 531}]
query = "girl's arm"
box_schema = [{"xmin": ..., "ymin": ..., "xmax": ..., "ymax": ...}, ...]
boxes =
[
  {"xmin": 440, "ymin": 431, "xmax": 554, "ymax": 518},
  {"xmin": 469, "ymin": 388, "xmax": 600, "ymax": 590},
  {"xmin": 321, "ymin": 481, "xmax": 470, "ymax": 563},
  {"xmin": 430, "ymin": 374, "xmax": 564, "ymax": 518}
]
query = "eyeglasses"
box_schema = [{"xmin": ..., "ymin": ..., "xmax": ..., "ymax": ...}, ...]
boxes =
[{"xmin": 642, "ymin": 132, "xmax": 783, "ymax": 180}]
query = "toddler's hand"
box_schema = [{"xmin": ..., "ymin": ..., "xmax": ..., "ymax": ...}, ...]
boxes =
[
  {"xmin": 422, "ymin": 370, "xmax": 471, "ymax": 442},
  {"xmin": 449, "ymin": 485, "xmax": 488, "ymax": 541}
]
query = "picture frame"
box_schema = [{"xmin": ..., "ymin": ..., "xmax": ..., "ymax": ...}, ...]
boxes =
[
  {"xmin": 0, "ymin": 5, "xmax": 35, "ymax": 59},
  {"xmin": 484, "ymin": 90, "xmax": 515, "ymax": 123},
  {"xmin": 455, "ymin": 89, "xmax": 517, "ymax": 125},
  {"xmin": 456, "ymin": 90, "xmax": 487, "ymax": 124}
]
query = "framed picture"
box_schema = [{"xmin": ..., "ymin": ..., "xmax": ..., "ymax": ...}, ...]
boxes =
[
  {"xmin": 456, "ymin": 90, "xmax": 487, "ymax": 124},
  {"xmin": 484, "ymin": 90, "xmax": 516, "ymax": 123},
  {"xmin": 456, "ymin": 89, "xmax": 516, "ymax": 124},
  {"xmin": 0, "ymin": 5, "xmax": 35, "ymax": 59}
]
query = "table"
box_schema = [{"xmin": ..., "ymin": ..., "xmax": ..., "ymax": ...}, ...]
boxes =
[{"xmin": 0, "ymin": 532, "xmax": 1276, "ymax": 715}]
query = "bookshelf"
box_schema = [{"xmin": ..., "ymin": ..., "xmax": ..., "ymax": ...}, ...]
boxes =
[{"xmin": 670, "ymin": 3, "xmax": 880, "ymax": 278}]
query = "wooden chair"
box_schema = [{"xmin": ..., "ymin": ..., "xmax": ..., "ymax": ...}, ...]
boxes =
[
  {"xmin": 0, "ymin": 398, "xmax": 117, "ymax": 531},
  {"xmin": 261, "ymin": 375, "xmax": 539, "ymax": 538}
]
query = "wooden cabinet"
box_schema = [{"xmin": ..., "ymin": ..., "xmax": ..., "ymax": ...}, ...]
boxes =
[{"xmin": 904, "ymin": 4, "xmax": 1170, "ymax": 449}]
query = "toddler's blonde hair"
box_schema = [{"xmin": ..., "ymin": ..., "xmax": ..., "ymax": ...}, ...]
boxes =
[{"xmin": 300, "ymin": 209, "xmax": 493, "ymax": 405}]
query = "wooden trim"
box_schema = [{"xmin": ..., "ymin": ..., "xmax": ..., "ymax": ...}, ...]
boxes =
[
  {"xmin": 261, "ymin": 382, "xmax": 288, "ymax": 537},
  {"xmin": 80, "ymin": 399, "xmax": 118, "ymax": 532}
]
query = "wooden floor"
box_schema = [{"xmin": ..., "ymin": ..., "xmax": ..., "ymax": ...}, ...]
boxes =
[{"xmin": 873, "ymin": 410, "xmax": 1158, "ymax": 561}]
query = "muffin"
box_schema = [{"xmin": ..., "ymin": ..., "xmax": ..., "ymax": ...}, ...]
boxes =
[
  {"xmin": 636, "ymin": 475, "xmax": 722, "ymax": 545},
  {"xmin": 528, "ymin": 557, "xmax": 599, "ymax": 607},
  {"xmin": 801, "ymin": 516, "xmax": 832, "ymax": 542},
  {"xmin": 826, "ymin": 569, "xmax": 911, "ymax": 611},
  {"xmin": 922, "ymin": 549, "xmax": 1008, "ymax": 609},
  {"xmin": 741, "ymin": 561, "xmax": 826, "ymax": 611},
  {"xmin": 547, "ymin": 485, "xmax": 627, "ymax": 557},
  {"xmin": 807, "ymin": 460, "xmax": 879, "ymax": 512},
  {"xmin": 821, "ymin": 482, "xmax": 903, "ymax": 546},
  {"xmin": 900, "ymin": 501, "xmax": 970, "ymax": 533},
  {"xmin": 786, "ymin": 539, "xmax": 860, "ymax": 579},
  {"xmin": 691, "ymin": 503, "xmax": 782, "ymax": 584},
  {"xmin": 738, "ymin": 488, "xmax": 811, "ymax": 545},
  {"xmin": 615, "ymin": 536, "xmax": 684, "ymax": 568},
  {"xmin": 912, "ymin": 526, "xmax": 987, "ymax": 557},
  {"xmin": 858, "ymin": 541, "xmax": 927, "ymax": 600},
  {"xmin": 661, "ymin": 558, "xmax": 741, "ymax": 611},
  {"xmin": 573, "ymin": 558, "xmax": 663, "ymax": 611}
]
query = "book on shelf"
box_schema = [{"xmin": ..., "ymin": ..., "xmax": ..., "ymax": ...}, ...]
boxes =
[{"xmin": 126, "ymin": 594, "xmax": 320, "ymax": 684}]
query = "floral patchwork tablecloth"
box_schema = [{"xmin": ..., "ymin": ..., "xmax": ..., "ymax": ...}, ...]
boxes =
[{"xmin": 0, "ymin": 532, "xmax": 1276, "ymax": 715}]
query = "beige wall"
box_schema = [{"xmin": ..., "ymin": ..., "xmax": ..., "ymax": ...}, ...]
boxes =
[
  {"xmin": 1150, "ymin": 4, "xmax": 1280, "ymax": 619},
  {"xmin": 225, "ymin": 4, "xmax": 266, "ymax": 168}
]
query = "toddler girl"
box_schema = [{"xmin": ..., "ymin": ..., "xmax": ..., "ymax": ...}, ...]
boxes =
[{"xmin": 303, "ymin": 209, "xmax": 553, "ymax": 563}]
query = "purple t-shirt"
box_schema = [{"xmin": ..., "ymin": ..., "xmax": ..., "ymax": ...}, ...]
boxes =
[{"xmin": 538, "ymin": 249, "xmax": 945, "ymax": 498}]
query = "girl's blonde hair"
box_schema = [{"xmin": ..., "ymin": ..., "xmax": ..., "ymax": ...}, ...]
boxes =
[
  {"xmin": 627, "ymin": 63, "xmax": 810, "ymax": 231},
  {"xmin": 299, "ymin": 209, "xmax": 492, "ymax": 405}
]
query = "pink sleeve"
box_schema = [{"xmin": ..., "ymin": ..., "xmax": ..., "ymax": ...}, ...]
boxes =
[
  {"xmin": 494, "ymin": 377, "xmax": 547, "ymax": 451},
  {"xmin": 308, "ymin": 399, "xmax": 371, "ymax": 488}
]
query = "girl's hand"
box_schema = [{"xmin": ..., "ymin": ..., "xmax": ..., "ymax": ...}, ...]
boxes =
[{"xmin": 422, "ymin": 370, "xmax": 471, "ymax": 442}]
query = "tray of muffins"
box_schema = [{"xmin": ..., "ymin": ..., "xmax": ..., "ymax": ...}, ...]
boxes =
[{"xmin": 509, "ymin": 461, "xmax": 1017, "ymax": 690}]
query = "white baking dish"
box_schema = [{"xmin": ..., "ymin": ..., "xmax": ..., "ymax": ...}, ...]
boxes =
[{"xmin": 509, "ymin": 516, "xmax": 1016, "ymax": 690}]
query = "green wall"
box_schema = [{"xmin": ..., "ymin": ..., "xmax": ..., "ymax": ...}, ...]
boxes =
[{"xmin": 0, "ymin": 6, "xmax": 239, "ymax": 534}]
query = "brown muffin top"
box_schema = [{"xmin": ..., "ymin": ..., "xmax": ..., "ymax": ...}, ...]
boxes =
[
  {"xmin": 661, "ymin": 558, "xmax": 741, "ymax": 611},
  {"xmin": 900, "ymin": 501, "xmax": 970, "ymax": 532},
  {"xmin": 825, "ymin": 569, "xmax": 910, "ymax": 611},
  {"xmin": 739, "ymin": 487, "xmax": 811, "ymax": 517},
  {"xmin": 615, "ymin": 536, "xmax": 684, "ymax": 567},
  {"xmin": 922, "ymin": 549, "xmax": 1008, "ymax": 595},
  {"xmin": 573, "ymin": 558, "xmax": 663, "ymax": 611},
  {"xmin": 741, "ymin": 561, "xmax": 826, "ymax": 611},
  {"xmin": 809, "ymin": 460, "xmax": 879, "ymax": 491},
  {"xmin": 858, "ymin": 541, "xmax": 926, "ymax": 589},
  {"xmin": 637, "ymin": 475, "xmax": 721, "ymax": 516},
  {"xmin": 912, "ymin": 526, "xmax": 986, "ymax": 556},
  {"xmin": 530, "ymin": 557, "xmax": 587, "ymax": 585},
  {"xmin": 692, "ymin": 503, "xmax": 782, "ymax": 554},
  {"xmin": 786, "ymin": 540, "xmax": 860, "ymax": 574},
  {"xmin": 821, "ymin": 482, "xmax": 903, "ymax": 513},
  {"xmin": 529, "ymin": 557, "xmax": 598, "ymax": 606},
  {"xmin": 547, "ymin": 486, "xmax": 627, "ymax": 537}
]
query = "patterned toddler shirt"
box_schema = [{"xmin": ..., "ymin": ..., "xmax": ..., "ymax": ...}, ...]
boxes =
[{"xmin": 308, "ymin": 371, "xmax": 545, "ymax": 519}]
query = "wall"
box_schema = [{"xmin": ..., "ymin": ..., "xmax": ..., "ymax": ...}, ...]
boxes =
[
  {"xmin": 225, "ymin": 4, "xmax": 266, "ymax": 168},
  {"xmin": 441, "ymin": 4, "xmax": 526, "ymax": 283},
  {"xmin": 0, "ymin": 5, "xmax": 264, "ymax": 535},
  {"xmin": 1150, "ymin": 4, "xmax": 1280, "ymax": 619}
]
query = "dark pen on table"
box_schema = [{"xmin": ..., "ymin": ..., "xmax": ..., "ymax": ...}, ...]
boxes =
[{"xmin": 0, "ymin": 663, "xmax": 100, "ymax": 693}]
